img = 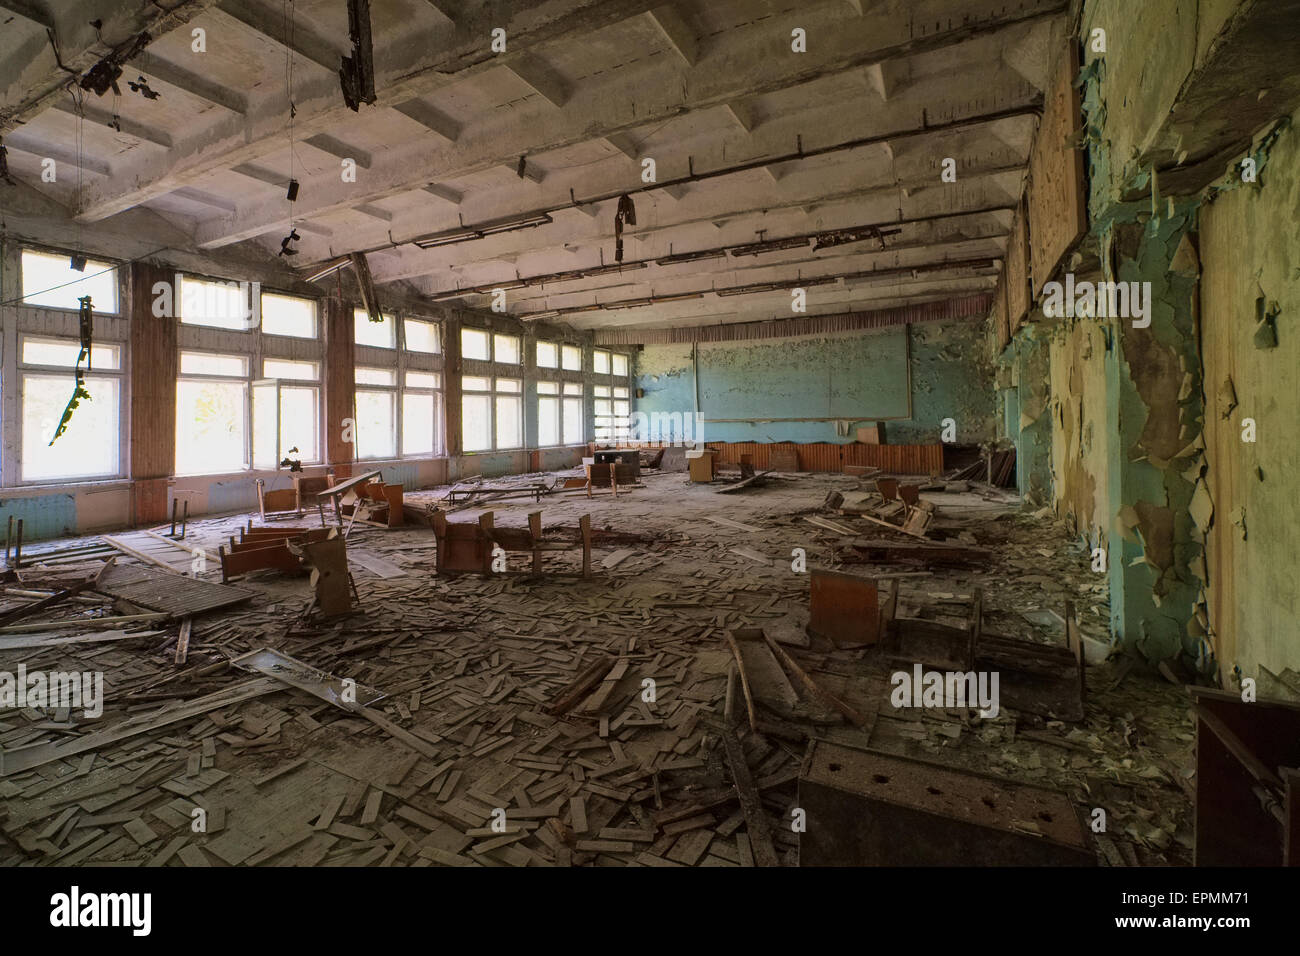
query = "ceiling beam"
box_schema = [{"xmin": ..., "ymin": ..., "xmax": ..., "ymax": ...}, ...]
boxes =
[
  {"xmin": 52, "ymin": 99, "xmax": 173, "ymax": 148},
  {"xmin": 304, "ymin": 134, "xmax": 371, "ymax": 169},
  {"xmin": 70, "ymin": 0, "xmax": 670, "ymax": 220},
  {"xmin": 505, "ymin": 55, "xmax": 570, "ymax": 108},
  {"xmin": 422, "ymin": 183, "xmax": 463, "ymax": 205},
  {"xmin": 212, "ymin": 0, "xmax": 342, "ymax": 75},
  {"xmin": 4, "ymin": 135, "xmax": 113, "ymax": 176},
  {"xmin": 134, "ymin": 52, "xmax": 247, "ymax": 114},
  {"xmin": 644, "ymin": 5, "xmax": 698, "ymax": 68},
  {"xmin": 183, "ymin": 7, "xmax": 1054, "ymax": 249},
  {"xmin": 391, "ymin": 99, "xmax": 461, "ymax": 142},
  {"xmin": 0, "ymin": 0, "xmax": 218, "ymax": 134}
]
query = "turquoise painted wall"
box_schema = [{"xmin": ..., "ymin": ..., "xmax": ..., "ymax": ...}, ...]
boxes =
[{"xmin": 634, "ymin": 319, "xmax": 996, "ymax": 446}]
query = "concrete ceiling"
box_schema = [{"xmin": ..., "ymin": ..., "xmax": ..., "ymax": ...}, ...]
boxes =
[{"xmin": 0, "ymin": 0, "xmax": 1067, "ymax": 331}]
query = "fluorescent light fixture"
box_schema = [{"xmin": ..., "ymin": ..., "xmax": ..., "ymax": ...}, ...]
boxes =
[
  {"xmin": 412, "ymin": 212, "xmax": 554, "ymax": 249},
  {"xmin": 303, "ymin": 257, "xmax": 350, "ymax": 282},
  {"xmin": 655, "ymin": 249, "xmax": 727, "ymax": 266}
]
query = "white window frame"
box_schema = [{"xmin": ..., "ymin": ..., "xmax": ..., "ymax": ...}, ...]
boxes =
[
  {"xmin": 17, "ymin": 333, "xmax": 125, "ymax": 483},
  {"xmin": 175, "ymin": 347, "xmax": 252, "ymax": 476}
]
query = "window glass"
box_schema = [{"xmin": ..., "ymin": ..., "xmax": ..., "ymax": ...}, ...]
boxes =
[
  {"xmin": 263, "ymin": 358, "xmax": 319, "ymax": 380},
  {"xmin": 494, "ymin": 334, "xmax": 520, "ymax": 364},
  {"xmin": 404, "ymin": 318, "xmax": 439, "ymax": 353},
  {"xmin": 562, "ymin": 345, "xmax": 582, "ymax": 371},
  {"xmin": 354, "ymin": 309, "xmax": 396, "ymax": 348},
  {"xmin": 21, "ymin": 374, "xmax": 120, "ymax": 480},
  {"xmin": 536, "ymin": 341, "xmax": 558, "ymax": 368},
  {"xmin": 461, "ymin": 327, "xmax": 490, "ymax": 360},
  {"xmin": 181, "ymin": 276, "xmax": 254, "ymax": 330},
  {"xmin": 355, "ymin": 367, "xmax": 397, "ymax": 387},
  {"xmin": 261, "ymin": 293, "xmax": 317, "ymax": 337},
  {"xmin": 20, "ymin": 250, "xmax": 119, "ymax": 313},
  {"xmin": 181, "ymin": 351, "xmax": 248, "ymax": 377}
]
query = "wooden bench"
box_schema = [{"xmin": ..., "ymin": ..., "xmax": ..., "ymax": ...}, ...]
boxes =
[{"xmin": 430, "ymin": 509, "xmax": 593, "ymax": 577}]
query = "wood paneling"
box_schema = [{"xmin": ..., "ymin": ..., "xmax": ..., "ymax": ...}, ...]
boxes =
[
  {"xmin": 129, "ymin": 261, "xmax": 177, "ymax": 483},
  {"xmin": 322, "ymin": 296, "xmax": 355, "ymax": 468},
  {"xmin": 1006, "ymin": 197, "xmax": 1032, "ymax": 330},
  {"xmin": 443, "ymin": 313, "xmax": 463, "ymax": 457},
  {"xmin": 1027, "ymin": 39, "xmax": 1088, "ymax": 292}
]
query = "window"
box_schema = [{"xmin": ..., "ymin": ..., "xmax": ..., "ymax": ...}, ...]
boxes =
[
  {"xmin": 494, "ymin": 334, "xmax": 520, "ymax": 365},
  {"xmin": 495, "ymin": 378, "xmax": 522, "ymax": 449},
  {"xmin": 612, "ymin": 353, "xmax": 629, "ymax": 377},
  {"xmin": 460, "ymin": 376, "xmax": 522, "ymax": 451},
  {"xmin": 562, "ymin": 344, "xmax": 582, "ymax": 371},
  {"xmin": 462, "ymin": 376, "xmax": 492, "ymax": 451},
  {"xmin": 354, "ymin": 367, "xmax": 397, "ymax": 459},
  {"xmin": 537, "ymin": 382, "xmax": 560, "ymax": 447},
  {"xmin": 613, "ymin": 386, "xmax": 631, "ymax": 441},
  {"xmin": 594, "ymin": 385, "xmax": 613, "ymax": 442},
  {"xmin": 263, "ymin": 358, "xmax": 318, "ymax": 380},
  {"xmin": 176, "ymin": 350, "xmax": 249, "ymax": 475},
  {"xmin": 563, "ymin": 382, "xmax": 584, "ymax": 445},
  {"xmin": 261, "ymin": 292, "xmax": 317, "ymax": 338},
  {"xmin": 20, "ymin": 250, "xmax": 119, "ymax": 313},
  {"xmin": 181, "ymin": 275, "xmax": 255, "ymax": 330},
  {"xmin": 594, "ymin": 386, "xmax": 631, "ymax": 441},
  {"xmin": 593, "ymin": 349, "xmax": 611, "ymax": 375},
  {"xmin": 461, "ymin": 327, "xmax": 490, "ymax": 360},
  {"xmin": 402, "ymin": 371, "xmax": 441, "ymax": 456},
  {"xmin": 254, "ymin": 359, "xmax": 320, "ymax": 467},
  {"xmin": 354, "ymin": 309, "xmax": 396, "ymax": 349},
  {"xmin": 537, "ymin": 340, "xmax": 558, "ymax": 368},
  {"xmin": 404, "ymin": 318, "xmax": 440, "ymax": 353},
  {"xmin": 19, "ymin": 336, "xmax": 122, "ymax": 481}
]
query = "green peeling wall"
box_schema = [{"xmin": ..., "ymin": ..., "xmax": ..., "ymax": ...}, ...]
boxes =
[{"xmin": 1008, "ymin": 3, "xmax": 1297, "ymax": 681}]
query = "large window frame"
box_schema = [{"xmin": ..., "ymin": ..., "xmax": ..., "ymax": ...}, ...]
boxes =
[{"xmin": 18, "ymin": 334, "xmax": 126, "ymax": 483}]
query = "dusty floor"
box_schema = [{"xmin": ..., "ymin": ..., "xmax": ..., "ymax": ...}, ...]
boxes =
[{"xmin": 0, "ymin": 467, "xmax": 1195, "ymax": 866}]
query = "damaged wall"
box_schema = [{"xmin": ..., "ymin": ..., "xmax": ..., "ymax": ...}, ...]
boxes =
[
  {"xmin": 1000, "ymin": 325, "xmax": 1053, "ymax": 504},
  {"xmin": 634, "ymin": 318, "xmax": 996, "ymax": 446},
  {"xmin": 1198, "ymin": 107, "xmax": 1300, "ymax": 687}
]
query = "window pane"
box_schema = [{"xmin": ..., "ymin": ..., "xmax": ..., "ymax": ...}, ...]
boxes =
[
  {"xmin": 612, "ymin": 353, "xmax": 628, "ymax": 376},
  {"xmin": 282, "ymin": 386, "xmax": 318, "ymax": 462},
  {"xmin": 563, "ymin": 398, "xmax": 583, "ymax": 445},
  {"xmin": 181, "ymin": 276, "xmax": 253, "ymax": 330},
  {"xmin": 263, "ymin": 358, "xmax": 318, "ymax": 380},
  {"xmin": 463, "ymin": 394, "xmax": 491, "ymax": 451},
  {"xmin": 461, "ymin": 327, "xmax": 490, "ymax": 360},
  {"xmin": 563, "ymin": 382, "xmax": 583, "ymax": 396},
  {"xmin": 562, "ymin": 345, "xmax": 581, "ymax": 370},
  {"xmin": 402, "ymin": 391, "xmax": 434, "ymax": 456},
  {"xmin": 176, "ymin": 379, "xmax": 247, "ymax": 474},
  {"xmin": 355, "ymin": 390, "xmax": 396, "ymax": 459},
  {"xmin": 462, "ymin": 375, "xmax": 490, "ymax": 392},
  {"xmin": 354, "ymin": 309, "xmax": 396, "ymax": 348},
  {"xmin": 537, "ymin": 341, "xmax": 558, "ymax": 368},
  {"xmin": 252, "ymin": 381, "xmax": 278, "ymax": 470},
  {"xmin": 181, "ymin": 351, "xmax": 248, "ymax": 377},
  {"xmin": 495, "ymin": 395, "xmax": 521, "ymax": 449},
  {"xmin": 406, "ymin": 371, "xmax": 440, "ymax": 389},
  {"xmin": 538, "ymin": 396, "xmax": 559, "ymax": 446},
  {"xmin": 614, "ymin": 387, "xmax": 630, "ymax": 399},
  {"xmin": 355, "ymin": 367, "xmax": 396, "ymax": 386},
  {"xmin": 21, "ymin": 250, "xmax": 119, "ymax": 313},
  {"xmin": 22, "ymin": 337, "xmax": 120, "ymax": 370},
  {"xmin": 404, "ymin": 318, "xmax": 439, "ymax": 353},
  {"xmin": 594, "ymin": 385, "xmax": 611, "ymax": 398},
  {"xmin": 594, "ymin": 350, "xmax": 610, "ymax": 374},
  {"xmin": 494, "ymin": 334, "xmax": 520, "ymax": 364},
  {"xmin": 496, "ymin": 378, "xmax": 521, "ymax": 393},
  {"xmin": 594, "ymin": 400, "xmax": 612, "ymax": 415},
  {"xmin": 21, "ymin": 374, "xmax": 119, "ymax": 480},
  {"xmin": 536, "ymin": 381, "xmax": 558, "ymax": 395},
  {"xmin": 261, "ymin": 293, "xmax": 316, "ymax": 338}
]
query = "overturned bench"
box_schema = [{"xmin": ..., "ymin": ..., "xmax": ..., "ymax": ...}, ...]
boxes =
[{"xmin": 430, "ymin": 509, "xmax": 593, "ymax": 577}]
